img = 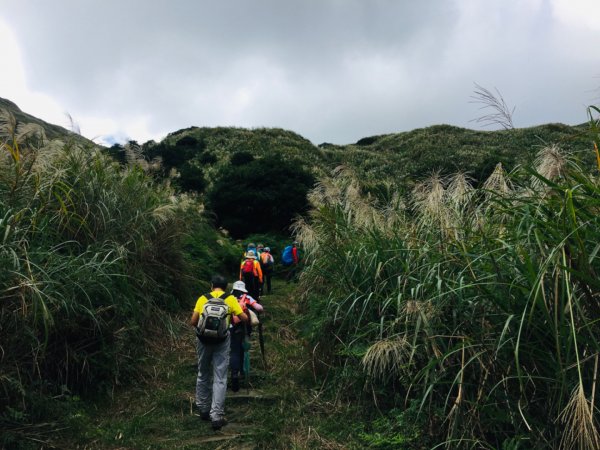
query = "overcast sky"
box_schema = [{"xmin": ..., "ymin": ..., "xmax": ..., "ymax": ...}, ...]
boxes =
[{"xmin": 0, "ymin": 0, "xmax": 598, "ymax": 146}]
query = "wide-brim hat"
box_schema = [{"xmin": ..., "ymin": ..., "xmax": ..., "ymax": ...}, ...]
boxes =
[
  {"xmin": 232, "ymin": 280, "xmax": 248, "ymax": 293},
  {"xmin": 245, "ymin": 252, "xmax": 257, "ymax": 259}
]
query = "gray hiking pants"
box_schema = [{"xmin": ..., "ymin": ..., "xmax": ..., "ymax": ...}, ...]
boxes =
[{"xmin": 195, "ymin": 334, "xmax": 231, "ymax": 421}]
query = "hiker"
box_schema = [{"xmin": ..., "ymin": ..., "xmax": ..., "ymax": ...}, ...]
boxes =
[
  {"xmin": 255, "ymin": 244, "xmax": 265, "ymax": 294},
  {"xmin": 245, "ymin": 242, "xmax": 257, "ymax": 259},
  {"xmin": 229, "ymin": 280, "xmax": 263, "ymax": 392},
  {"xmin": 259, "ymin": 247, "xmax": 275, "ymax": 295},
  {"xmin": 190, "ymin": 274, "xmax": 248, "ymax": 430},
  {"xmin": 282, "ymin": 241, "xmax": 300, "ymax": 282},
  {"xmin": 239, "ymin": 251, "xmax": 263, "ymax": 300}
]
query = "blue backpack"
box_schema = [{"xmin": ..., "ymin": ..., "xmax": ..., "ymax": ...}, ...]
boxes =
[{"xmin": 281, "ymin": 245, "xmax": 293, "ymax": 265}]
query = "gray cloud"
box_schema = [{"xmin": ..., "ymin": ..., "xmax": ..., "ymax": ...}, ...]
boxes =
[{"xmin": 1, "ymin": 0, "xmax": 598, "ymax": 145}]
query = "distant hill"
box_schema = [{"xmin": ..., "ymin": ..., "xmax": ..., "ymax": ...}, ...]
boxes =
[
  {"xmin": 326, "ymin": 122, "xmax": 593, "ymax": 186},
  {"xmin": 2, "ymin": 96, "xmax": 594, "ymax": 190},
  {"xmin": 0, "ymin": 97, "xmax": 94, "ymax": 146},
  {"xmin": 148, "ymin": 122, "xmax": 593, "ymax": 192}
]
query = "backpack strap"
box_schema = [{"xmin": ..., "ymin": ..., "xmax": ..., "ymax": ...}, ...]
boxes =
[
  {"xmin": 239, "ymin": 294, "xmax": 249, "ymax": 311},
  {"xmin": 207, "ymin": 291, "xmax": 226, "ymax": 305}
]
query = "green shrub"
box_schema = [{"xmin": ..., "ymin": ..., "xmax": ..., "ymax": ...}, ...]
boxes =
[
  {"xmin": 230, "ymin": 150, "xmax": 255, "ymax": 166},
  {"xmin": 206, "ymin": 154, "xmax": 314, "ymax": 238},
  {"xmin": 177, "ymin": 161, "xmax": 206, "ymax": 192}
]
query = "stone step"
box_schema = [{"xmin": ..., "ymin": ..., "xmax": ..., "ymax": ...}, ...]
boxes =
[
  {"xmin": 227, "ymin": 389, "xmax": 278, "ymax": 400},
  {"xmin": 196, "ymin": 433, "xmax": 242, "ymax": 444}
]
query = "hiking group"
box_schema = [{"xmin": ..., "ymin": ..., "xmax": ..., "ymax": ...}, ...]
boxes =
[
  {"xmin": 240, "ymin": 242, "xmax": 275, "ymax": 298},
  {"xmin": 190, "ymin": 241, "xmax": 294, "ymax": 432}
]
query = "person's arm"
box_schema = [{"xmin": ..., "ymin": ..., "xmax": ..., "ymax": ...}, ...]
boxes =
[
  {"xmin": 255, "ymin": 260, "xmax": 263, "ymax": 283},
  {"xmin": 250, "ymin": 301, "xmax": 263, "ymax": 312},
  {"xmin": 245, "ymin": 295, "xmax": 263, "ymax": 312},
  {"xmin": 190, "ymin": 296, "xmax": 206, "ymax": 327}
]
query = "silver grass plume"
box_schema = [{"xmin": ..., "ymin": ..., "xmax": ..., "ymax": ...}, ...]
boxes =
[
  {"xmin": 124, "ymin": 141, "xmax": 149, "ymax": 171},
  {"xmin": 483, "ymin": 162, "xmax": 513, "ymax": 200},
  {"xmin": 559, "ymin": 384, "xmax": 600, "ymax": 450},
  {"xmin": 362, "ymin": 336, "xmax": 412, "ymax": 381},
  {"xmin": 531, "ymin": 144, "xmax": 568, "ymax": 192},
  {"xmin": 412, "ymin": 171, "xmax": 452, "ymax": 236},
  {"xmin": 446, "ymin": 171, "xmax": 477, "ymax": 238}
]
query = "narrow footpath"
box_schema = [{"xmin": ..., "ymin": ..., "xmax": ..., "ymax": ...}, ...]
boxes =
[{"xmin": 57, "ymin": 278, "xmax": 350, "ymax": 449}]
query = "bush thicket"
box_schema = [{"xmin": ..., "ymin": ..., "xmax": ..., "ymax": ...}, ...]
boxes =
[
  {"xmin": 206, "ymin": 154, "xmax": 314, "ymax": 238},
  {"xmin": 295, "ymin": 123, "xmax": 600, "ymax": 448},
  {"xmin": 0, "ymin": 112, "xmax": 229, "ymax": 446}
]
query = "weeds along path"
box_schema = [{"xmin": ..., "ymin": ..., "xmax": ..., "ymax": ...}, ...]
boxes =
[{"xmin": 57, "ymin": 277, "xmax": 349, "ymax": 449}]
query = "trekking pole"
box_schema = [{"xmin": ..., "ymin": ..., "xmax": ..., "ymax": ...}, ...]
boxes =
[
  {"xmin": 243, "ymin": 347, "xmax": 251, "ymax": 392},
  {"xmin": 258, "ymin": 321, "xmax": 267, "ymax": 371},
  {"xmin": 242, "ymin": 328, "xmax": 251, "ymax": 391}
]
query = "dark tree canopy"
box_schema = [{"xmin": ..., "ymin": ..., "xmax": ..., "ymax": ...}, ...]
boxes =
[
  {"xmin": 177, "ymin": 162, "xmax": 206, "ymax": 192},
  {"xmin": 175, "ymin": 135, "xmax": 199, "ymax": 147},
  {"xmin": 140, "ymin": 136, "xmax": 207, "ymax": 170},
  {"xmin": 206, "ymin": 155, "xmax": 314, "ymax": 238},
  {"xmin": 106, "ymin": 143, "xmax": 126, "ymax": 164},
  {"xmin": 230, "ymin": 151, "xmax": 255, "ymax": 166}
]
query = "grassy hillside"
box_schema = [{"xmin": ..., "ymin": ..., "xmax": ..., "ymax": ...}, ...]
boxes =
[
  {"xmin": 141, "ymin": 122, "xmax": 594, "ymax": 195},
  {"xmin": 163, "ymin": 126, "xmax": 323, "ymax": 165},
  {"xmin": 325, "ymin": 122, "xmax": 593, "ymax": 185},
  {"xmin": 0, "ymin": 97, "xmax": 95, "ymax": 146}
]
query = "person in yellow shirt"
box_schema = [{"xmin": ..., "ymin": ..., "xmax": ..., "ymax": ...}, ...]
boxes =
[{"xmin": 190, "ymin": 274, "xmax": 248, "ymax": 430}]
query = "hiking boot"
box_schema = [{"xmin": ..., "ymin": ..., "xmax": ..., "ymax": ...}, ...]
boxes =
[
  {"xmin": 199, "ymin": 411, "xmax": 210, "ymax": 421},
  {"xmin": 231, "ymin": 375, "xmax": 240, "ymax": 392},
  {"xmin": 211, "ymin": 417, "xmax": 228, "ymax": 431}
]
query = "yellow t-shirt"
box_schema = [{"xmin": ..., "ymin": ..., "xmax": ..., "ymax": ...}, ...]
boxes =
[{"xmin": 194, "ymin": 290, "xmax": 243, "ymax": 327}]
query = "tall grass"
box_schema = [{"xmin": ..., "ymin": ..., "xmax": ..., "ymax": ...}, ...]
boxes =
[
  {"xmin": 0, "ymin": 112, "xmax": 201, "ymax": 445},
  {"xmin": 295, "ymin": 134, "xmax": 600, "ymax": 448}
]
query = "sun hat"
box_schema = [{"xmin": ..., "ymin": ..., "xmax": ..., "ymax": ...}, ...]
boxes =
[
  {"xmin": 245, "ymin": 252, "xmax": 257, "ymax": 259},
  {"xmin": 264, "ymin": 247, "xmax": 270, "ymax": 252},
  {"xmin": 232, "ymin": 280, "xmax": 247, "ymax": 293}
]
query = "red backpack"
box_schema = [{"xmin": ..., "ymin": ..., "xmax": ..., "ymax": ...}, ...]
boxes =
[{"xmin": 242, "ymin": 259, "xmax": 254, "ymax": 274}]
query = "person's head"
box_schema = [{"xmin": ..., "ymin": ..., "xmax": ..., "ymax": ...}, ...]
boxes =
[
  {"xmin": 257, "ymin": 243, "xmax": 264, "ymax": 250},
  {"xmin": 211, "ymin": 274, "xmax": 227, "ymax": 290},
  {"xmin": 231, "ymin": 280, "xmax": 247, "ymax": 297},
  {"xmin": 245, "ymin": 251, "xmax": 257, "ymax": 259},
  {"xmin": 264, "ymin": 247, "xmax": 270, "ymax": 253},
  {"xmin": 247, "ymin": 242, "xmax": 256, "ymax": 249},
  {"xmin": 293, "ymin": 241, "xmax": 298, "ymax": 247}
]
